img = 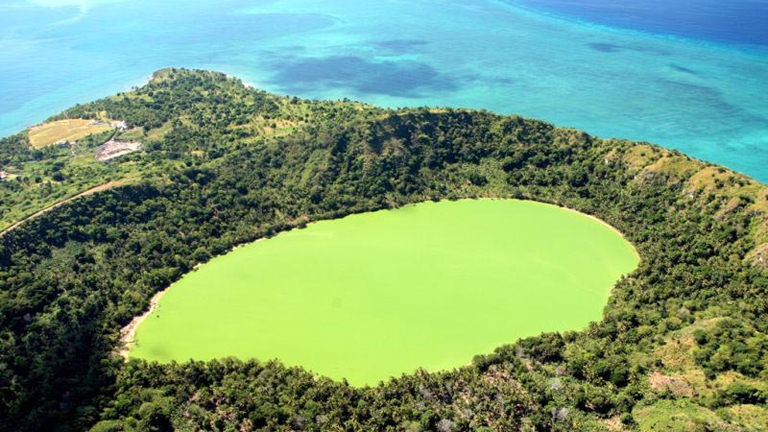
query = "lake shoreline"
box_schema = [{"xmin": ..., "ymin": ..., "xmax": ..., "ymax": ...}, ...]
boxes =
[
  {"xmin": 124, "ymin": 198, "xmax": 638, "ymax": 385},
  {"xmin": 118, "ymin": 197, "xmax": 638, "ymax": 361}
]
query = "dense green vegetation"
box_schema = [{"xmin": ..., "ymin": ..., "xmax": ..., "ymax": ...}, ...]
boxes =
[
  {"xmin": 1, "ymin": 69, "xmax": 767, "ymax": 431},
  {"xmin": 129, "ymin": 199, "xmax": 638, "ymax": 386}
]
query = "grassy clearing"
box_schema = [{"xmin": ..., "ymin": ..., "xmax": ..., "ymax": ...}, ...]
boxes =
[
  {"xmin": 723, "ymin": 405, "xmax": 768, "ymax": 430},
  {"xmin": 28, "ymin": 119, "xmax": 114, "ymax": 148},
  {"xmin": 633, "ymin": 399, "xmax": 728, "ymax": 432},
  {"xmin": 130, "ymin": 199, "xmax": 639, "ymax": 386}
]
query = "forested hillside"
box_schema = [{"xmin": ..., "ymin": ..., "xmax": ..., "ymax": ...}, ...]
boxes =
[{"xmin": 1, "ymin": 69, "xmax": 767, "ymax": 431}]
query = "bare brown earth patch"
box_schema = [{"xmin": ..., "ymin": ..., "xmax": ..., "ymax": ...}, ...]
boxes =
[
  {"xmin": 97, "ymin": 140, "xmax": 142, "ymax": 162},
  {"xmin": 648, "ymin": 371, "xmax": 695, "ymax": 397}
]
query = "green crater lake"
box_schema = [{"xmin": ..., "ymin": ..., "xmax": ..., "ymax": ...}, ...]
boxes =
[{"xmin": 130, "ymin": 199, "xmax": 639, "ymax": 385}]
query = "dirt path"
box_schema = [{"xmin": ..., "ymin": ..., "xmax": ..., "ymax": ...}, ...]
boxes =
[{"xmin": 0, "ymin": 180, "xmax": 126, "ymax": 237}]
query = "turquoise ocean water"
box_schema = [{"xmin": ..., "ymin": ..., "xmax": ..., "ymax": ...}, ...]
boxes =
[{"xmin": 1, "ymin": 0, "xmax": 767, "ymax": 180}]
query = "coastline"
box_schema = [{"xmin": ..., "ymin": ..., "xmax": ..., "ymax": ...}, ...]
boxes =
[
  {"xmin": 118, "ymin": 288, "xmax": 168, "ymax": 359},
  {"xmin": 462, "ymin": 197, "xmax": 640, "ymax": 261},
  {"xmin": 557, "ymin": 204, "xmax": 641, "ymax": 261},
  {"xmin": 0, "ymin": 71, "xmax": 155, "ymax": 140},
  {"xmin": 117, "ymin": 197, "xmax": 638, "ymax": 361},
  {"xmin": 117, "ymin": 222, "xmax": 307, "ymax": 359}
]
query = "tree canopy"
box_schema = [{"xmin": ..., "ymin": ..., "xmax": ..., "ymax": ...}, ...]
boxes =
[{"xmin": 1, "ymin": 69, "xmax": 767, "ymax": 432}]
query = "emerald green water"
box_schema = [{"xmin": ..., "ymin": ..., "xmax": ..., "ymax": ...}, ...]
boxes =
[{"xmin": 130, "ymin": 199, "xmax": 638, "ymax": 386}]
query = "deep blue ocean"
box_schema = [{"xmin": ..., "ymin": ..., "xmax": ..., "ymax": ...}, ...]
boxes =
[
  {"xmin": 509, "ymin": 0, "xmax": 768, "ymax": 46},
  {"xmin": 1, "ymin": 0, "xmax": 767, "ymax": 180}
]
